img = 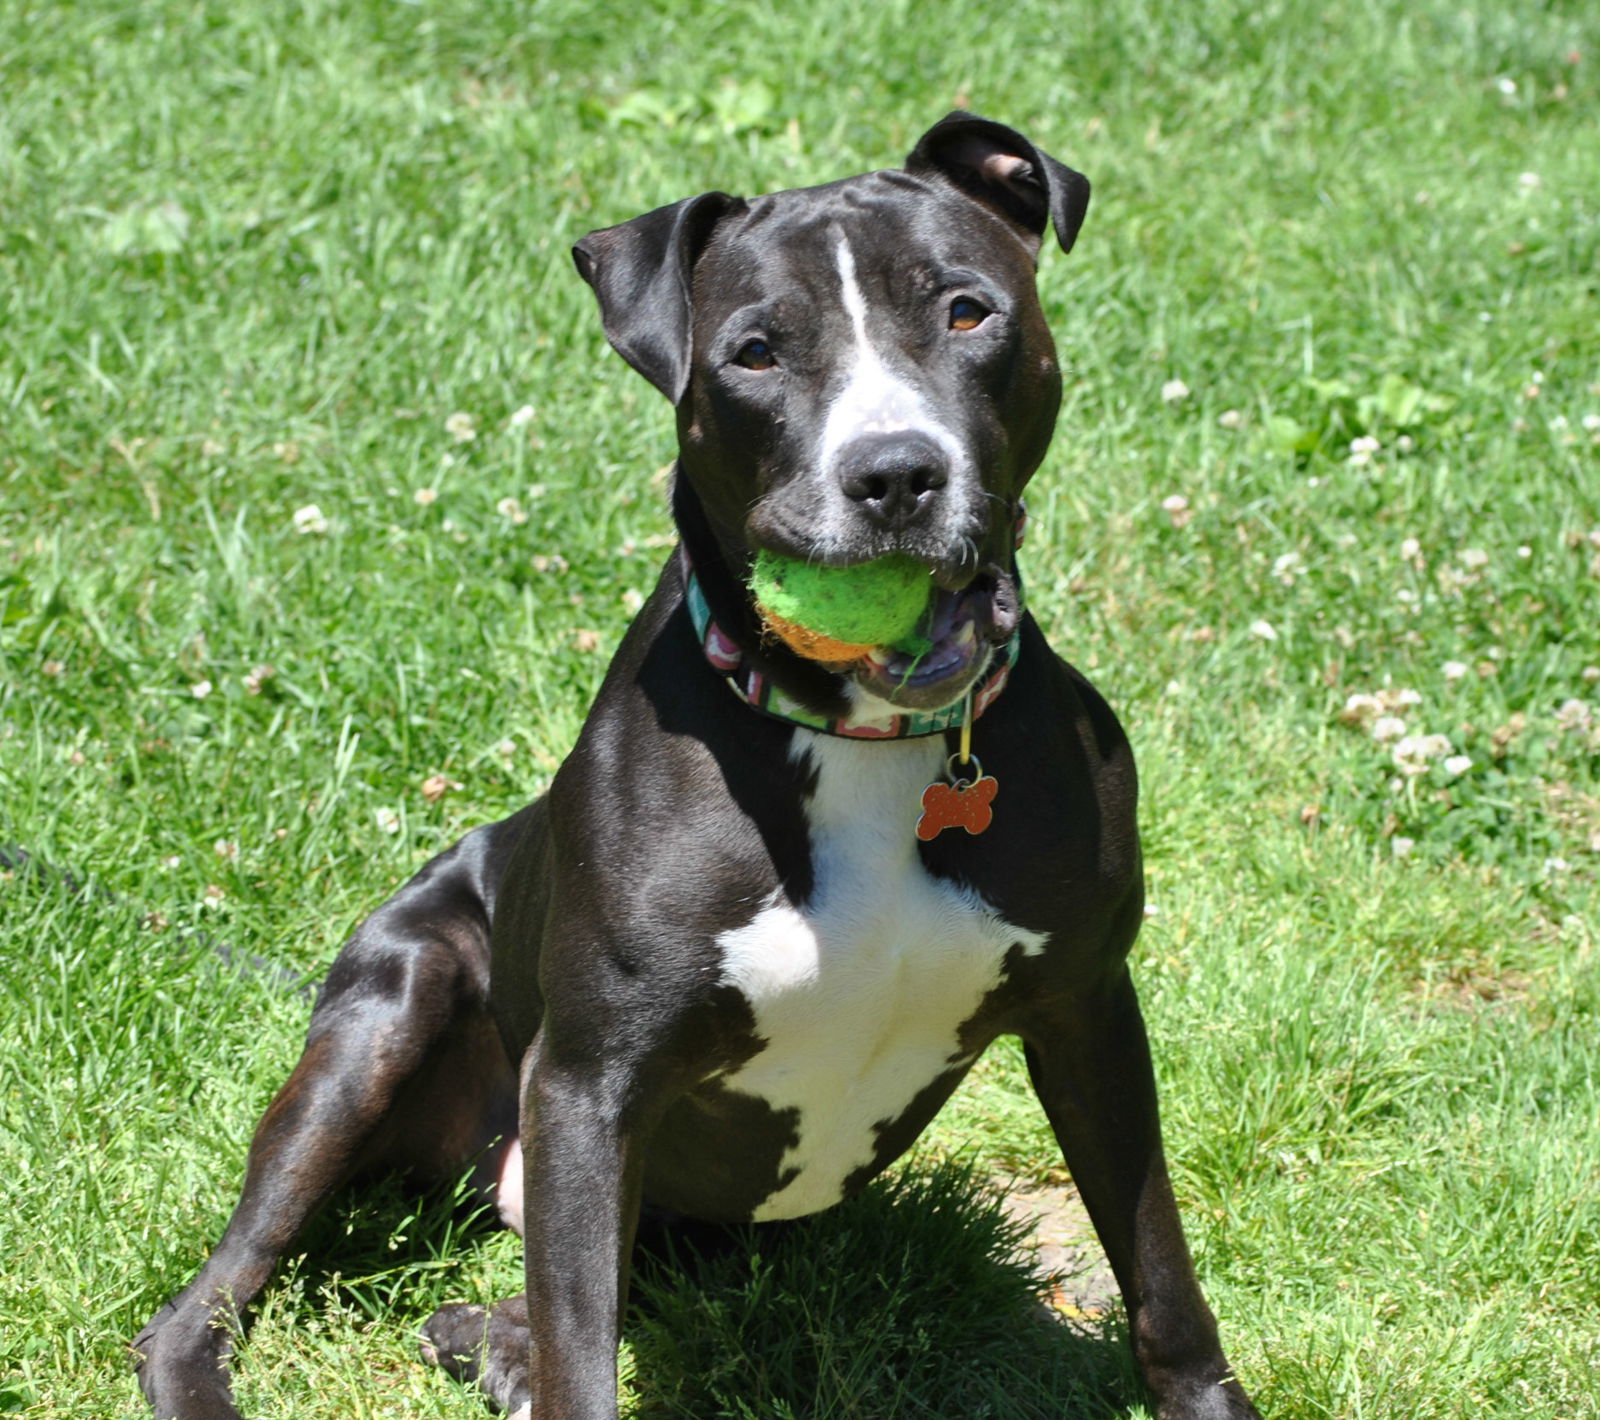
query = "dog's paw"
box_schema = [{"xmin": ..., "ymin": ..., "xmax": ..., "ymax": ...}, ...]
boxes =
[
  {"xmin": 421, "ymin": 1296, "xmax": 531, "ymax": 1414},
  {"xmin": 131, "ymin": 1302, "xmax": 247, "ymax": 1420},
  {"xmin": 418, "ymin": 1302, "xmax": 485, "ymax": 1370},
  {"xmin": 1155, "ymin": 1376, "xmax": 1263, "ymax": 1420}
]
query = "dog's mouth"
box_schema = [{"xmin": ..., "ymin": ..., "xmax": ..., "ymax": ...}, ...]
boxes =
[{"xmin": 849, "ymin": 570, "xmax": 1019, "ymax": 709}]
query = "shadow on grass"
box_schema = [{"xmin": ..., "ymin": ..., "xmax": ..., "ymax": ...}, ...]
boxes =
[
  {"xmin": 265, "ymin": 1161, "xmax": 1138, "ymax": 1420},
  {"xmin": 624, "ymin": 1162, "xmax": 1138, "ymax": 1420}
]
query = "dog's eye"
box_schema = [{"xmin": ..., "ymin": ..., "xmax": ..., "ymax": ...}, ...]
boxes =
[
  {"xmin": 948, "ymin": 298, "xmax": 988, "ymax": 332},
  {"xmin": 734, "ymin": 339, "xmax": 776, "ymax": 371}
]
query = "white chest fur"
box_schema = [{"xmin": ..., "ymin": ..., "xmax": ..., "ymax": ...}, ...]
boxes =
[{"xmin": 715, "ymin": 733, "xmax": 1046, "ymax": 1221}]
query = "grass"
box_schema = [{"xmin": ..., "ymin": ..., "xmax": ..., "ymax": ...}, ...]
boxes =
[{"xmin": 2, "ymin": 0, "xmax": 1599, "ymax": 1414}]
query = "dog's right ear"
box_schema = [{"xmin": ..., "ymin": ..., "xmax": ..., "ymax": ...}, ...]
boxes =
[{"xmin": 573, "ymin": 192, "xmax": 744, "ymax": 405}]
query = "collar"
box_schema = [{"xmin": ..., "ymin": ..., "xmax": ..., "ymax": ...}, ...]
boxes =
[{"xmin": 680, "ymin": 508, "xmax": 1026, "ymax": 740}]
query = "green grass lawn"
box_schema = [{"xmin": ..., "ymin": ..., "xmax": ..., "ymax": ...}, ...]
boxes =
[{"xmin": 3, "ymin": 0, "xmax": 1598, "ymax": 1415}]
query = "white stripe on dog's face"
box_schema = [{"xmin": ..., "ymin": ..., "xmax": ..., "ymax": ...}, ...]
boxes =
[{"xmin": 816, "ymin": 235, "xmax": 966, "ymax": 477}]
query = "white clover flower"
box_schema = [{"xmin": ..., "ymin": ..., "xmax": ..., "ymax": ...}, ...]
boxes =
[
  {"xmin": 1400, "ymin": 536, "xmax": 1421, "ymax": 560},
  {"xmin": 496, "ymin": 496, "xmax": 529, "ymax": 525},
  {"xmin": 1392, "ymin": 733, "xmax": 1450, "ymax": 775},
  {"xmin": 1583, "ymin": 666, "xmax": 1600, "ymax": 684},
  {"xmin": 1583, "ymin": 415, "xmax": 1600, "ymax": 432},
  {"xmin": 445, "ymin": 411, "xmax": 477, "ymax": 442},
  {"xmin": 1495, "ymin": 77, "xmax": 1517, "ymax": 95},
  {"xmin": 1339, "ymin": 693, "xmax": 1382, "ymax": 727},
  {"xmin": 1517, "ymin": 170, "xmax": 1541, "ymax": 191},
  {"xmin": 508, "ymin": 404, "xmax": 536, "ymax": 428},
  {"xmin": 1460, "ymin": 548, "xmax": 1490, "ymax": 570},
  {"xmin": 1248, "ymin": 619, "xmax": 1278, "ymax": 641},
  {"xmin": 1371, "ymin": 715, "xmax": 1407, "ymax": 743},
  {"xmin": 1391, "ymin": 688, "xmax": 1423, "ymax": 709},
  {"xmin": 1160, "ymin": 379, "xmax": 1190, "ymax": 403},
  {"xmin": 1391, "ymin": 836, "xmax": 1416, "ymax": 859},
  {"xmin": 243, "ymin": 663, "xmax": 276, "ymax": 695},
  {"xmin": 1396, "ymin": 434, "xmax": 1415, "ymax": 453},
  {"xmin": 1555, "ymin": 698, "xmax": 1594, "ymax": 734},
  {"xmin": 1442, "ymin": 660, "xmax": 1469, "ymax": 682},
  {"xmin": 1218, "ymin": 409, "xmax": 1244, "ymax": 429},
  {"xmin": 292, "ymin": 503, "xmax": 329, "ymax": 535},
  {"xmin": 1443, "ymin": 755, "xmax": 1473, "ymax": 777},
  {"xmin": 414, "ymin": 487, "xmax": 438, "ymax": 506},
  {"xmin": 1388, "ymin": 738, "xmax": 1427, "ymax": 770},
  {"xmin": 191, "ymin": 679, "xmax": 213, "ymax": 700},
  {"xmin": 1160, "ymin": 493, "xmax": 1193, "ymax": 529},
  {"xmin": 375, "ymin": 807, "xmax": 401, "ymax": 835},
  {"xmin": 1347, "ymin": 435, "xmax": 1381, "ymax": 466}
]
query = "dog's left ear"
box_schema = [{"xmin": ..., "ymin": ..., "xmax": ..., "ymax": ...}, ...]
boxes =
[
  {"xmin": 906, "ymin": 112, "xmax": 1090, "ymax": 255},
  {"xmin": 573, "ymin": 191, "xmax": 745, "ymax": 404}
]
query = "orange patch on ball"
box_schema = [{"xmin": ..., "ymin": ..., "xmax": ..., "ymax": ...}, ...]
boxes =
[{"xmin": 758, "ymin": 610, "xmax": 877, "ymax": 664}]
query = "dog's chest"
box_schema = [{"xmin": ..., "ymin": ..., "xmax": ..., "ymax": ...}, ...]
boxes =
[{"xmin": 715, "ymin": 734, "xmax": 1045, "ymax": 1221}]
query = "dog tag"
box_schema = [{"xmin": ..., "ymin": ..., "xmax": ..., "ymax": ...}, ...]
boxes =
[{"xmin": 915, "ymin": 755, "xmax": 998, "ymax": 841}]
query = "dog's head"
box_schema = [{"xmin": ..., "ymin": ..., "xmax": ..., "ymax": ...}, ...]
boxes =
[{"xmin": 574, "ymin": 113, "xmax": 1089, "ymax": 716}]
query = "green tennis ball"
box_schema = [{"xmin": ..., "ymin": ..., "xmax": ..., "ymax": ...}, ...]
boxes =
[{"xmin": 751, "ymin": 551, "xmax": 931, "ymax": 648}]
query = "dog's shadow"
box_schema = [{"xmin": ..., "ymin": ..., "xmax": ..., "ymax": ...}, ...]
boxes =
[
  {"xmin": 296, "ymin": 1161, "xmax": 1137, "ymax": 1419},
  {"xmin": 624, "ymin": 1164, "xmax": 1137, "ymax": 1419}
]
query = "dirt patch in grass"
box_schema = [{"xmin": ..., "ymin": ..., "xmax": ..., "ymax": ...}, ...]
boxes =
[{"xmin": 1000, "ymin": 1182, "xmax": 1119, "ymax": 1320}]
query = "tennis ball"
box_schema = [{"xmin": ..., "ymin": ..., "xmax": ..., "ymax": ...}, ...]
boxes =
[{"xmin": 751, "ymin": 551, "xmax": 930, "ymax": 659}]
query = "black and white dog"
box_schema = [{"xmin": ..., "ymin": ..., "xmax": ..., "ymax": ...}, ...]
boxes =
[{"xmin": 135, "ymin": 113, "xmax": 1261, "ymax": 1420}]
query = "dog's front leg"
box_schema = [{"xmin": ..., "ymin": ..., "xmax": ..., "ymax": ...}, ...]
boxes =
[
  {"xmin": 422, "ymin": 1034, "xmax": 648, "ymax": 1420},
  {"xmin": 518, "ymin": 1038, "xmax": 647, "ymax": 1420},
  {"xmin": 1021, "ymin": 968, "xmax": 1262, "ymax": 1420}
]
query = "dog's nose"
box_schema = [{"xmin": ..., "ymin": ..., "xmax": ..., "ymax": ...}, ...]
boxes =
[{"xmin": 836, "ymin": 432, "xmax": 949, "ymax": 527}]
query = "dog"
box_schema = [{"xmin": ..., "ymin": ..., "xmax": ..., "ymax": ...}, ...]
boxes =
[{"xmin": 134, "ymin": 112, "xmax": 1262, "ymax": 1420}]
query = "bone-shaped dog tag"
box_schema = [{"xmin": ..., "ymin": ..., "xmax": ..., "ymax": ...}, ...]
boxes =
[{"xmin": 915, "ymin": 756, "xmax": 998, "ymax": 841}]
